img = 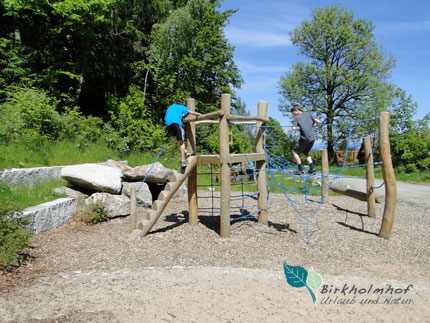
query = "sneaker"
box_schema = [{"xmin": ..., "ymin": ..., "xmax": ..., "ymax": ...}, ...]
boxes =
[
  {"xmin": 293, "ymin": 170, "xmax": 304, "ymax": 176},
  {"xmin": 185, "ymin": 151, "xmax": 191, "ymax": 158},
  {"xmin": 308, "ymin": 168, "xmax": 316, "ymax": 175},
  {"xmin": 180, "ymin": 161, "xmax": 187, "ymax": 168}
]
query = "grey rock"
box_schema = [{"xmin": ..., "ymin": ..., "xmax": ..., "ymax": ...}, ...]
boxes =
[
  {"xmin": 53, "ymin": 186, "xmax": 89, "ymax": 205},
  {"xmin": 121, "ymin": 182, "xmax": 152, "ymax": 208},
  {"xmin": 122, "ymin": 162, "xmax": 175, "ymax": 183},
  {"xmin": 21, "ymin": 198, "xmax": 77, "ymax": 234},
  {"xmin": 0, "ymin": 166, "xmax": 63, "ymax": 187},
  {"xmin": 61, "ymin": 164, "xmax": 122, "ymax": 194},
  {"xmin": 85, "ymin": 193, "xmax": 130, "ymax": 218}
]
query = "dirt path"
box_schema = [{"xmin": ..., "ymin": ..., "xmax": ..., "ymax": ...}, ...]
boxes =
[
  {"xmin": 1, "ymin": 189, "xmax": 429, "ymax": 322},
  {"xmin": 332, "ymin": 177, "xmax": 430, "ymax": 208}
]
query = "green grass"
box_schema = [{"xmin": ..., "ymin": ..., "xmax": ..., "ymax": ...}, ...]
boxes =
[
  {"xmin": 0, "ymin": 179, "xmax": 68, "ymax": 211},
  {"xmin": 1, "ymin": 140, "xmax": 429, "ymax": 211},
  {"xmin": 324, "ymin": 164, "xmax": 430, "ymax": 184}
]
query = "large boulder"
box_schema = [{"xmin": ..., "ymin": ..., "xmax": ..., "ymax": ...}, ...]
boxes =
[
  {"xmin": 121, "ymin": 182, "xmax": 152, "ymax": 208},
  {"xmin": 53, "ymin": 186, "xmax": 89, "ymax": 205},
  {"xmin": 85, "ymin": 193, "xmax": 130, "ymax": 218},
  {"xmin": 104, "ymin": 159, "xmax": 132, "ymax": 173},
  {"xmin": 61, "ymin": 164, "xmax": 122, "ymax": 194},
  {"xmin": 122, "ymin": 162, "xmax": 175, "ymax": 183},
  {"xmin": 21, "ymin": 198, "xmax": 77, "ymax": 234}
]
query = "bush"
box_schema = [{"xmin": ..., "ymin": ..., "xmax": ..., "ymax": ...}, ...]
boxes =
[
  {"xmin": 0, "ymin": 183, "xmax": 32, "ymax": 271},
  {"xmin": 107, "ymin": 85, "xmax": 167, "ymax": 152},
  {"xmin": 391, "ymin": 130, "xmax": 430, "ymax": 173},
  {"xmin": 79, "ymin": 203, "xmax": 108, "ymax": 224},
  {"xmin": 0, "ymin": 87, "xmax": 62, "ymax": 144}
]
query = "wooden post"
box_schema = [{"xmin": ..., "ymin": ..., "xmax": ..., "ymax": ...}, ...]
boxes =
[
  {"xmin": 129, "ymin": 187, "xmax": 137, "ymax": 233},
  {"xmin": 321, "ymin": 149, "xmax": 329, "ymax": 204},
  {"xmin": 364, "ymin": 137, "xmax": 376, "ymax": 218},
  {"xmin": 219, "ymin": 94, "xmax": 231, "ymax": 237},
  {"xmin": 256, "ymin": 101, "xmax": 268, "ymax": 225},
  {"xmin": 378, "ymin": 112, "xmax": 397, "ymax": 239},
  {"xmin": 186, "ymin": 98, "xmax": 198, "ymax": 225}
]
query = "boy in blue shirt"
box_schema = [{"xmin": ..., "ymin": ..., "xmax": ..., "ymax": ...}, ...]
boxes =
[{"xmin": 165, "ymin": 101, "xmax": 201, "ymax": 167}]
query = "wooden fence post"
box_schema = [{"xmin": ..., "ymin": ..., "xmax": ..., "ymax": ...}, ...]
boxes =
[
  {"xmin": 219, "ymin": 94, "xmax": 231, "ymax": 237},
  {"xmin": 187, "ymin": 98, "xmax": 198, "ymax": 225},
  {"xmin": 364, "ymin": 137, "xmax": 376, "ymax": 218},
  {"xmin": 378, "ymin": 112, "xmax": 397, "ymax": 239},
  {"xmin": 256, "ymin": 101, "xmax": 268, "ymax": 225},
  {"xmin": 321, "ymin": 149, "xmax": 329, "ymax": 204},
  {"xmin": 129, "ymin": 187, "xmax": 137, "ymax": 233}
]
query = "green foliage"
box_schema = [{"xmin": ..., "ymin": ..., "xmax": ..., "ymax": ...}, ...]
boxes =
[
  {"xmin": 0, "ymin": 183, "xmax": 32, "ymax": 271},
  {"xmin": 265, "ymin": 117, "xmax": 297, "ymax": 158},
  {"xmin": 391, "ymin": 130, "xmax": 430, "ymax": 173},
  {"xmin": 107, "ymin": 85, "xmax": 166, "ymax": 153},
  {"xmin": 80, "ymin": 203, "xmax": 108, "ymax": 224},
  {"xmin": 147, "ymin": 0, "xmax": 242, "ymax": 119},
  {"xmin": 278, "ymin": 5, "xmax": 395, "ymax": 162},
  {"xmin": 0, "ymin": 87, "xmax": 62, "ymax": 143}
]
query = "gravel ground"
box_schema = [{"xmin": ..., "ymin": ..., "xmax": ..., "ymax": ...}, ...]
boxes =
[{"xmin": 1, "ymin": 191, "xmax": 429, "ymax": 322}]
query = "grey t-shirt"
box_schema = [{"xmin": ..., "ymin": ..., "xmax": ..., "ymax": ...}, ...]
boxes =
[{"xmin": 293, "ymin": 112, "xmax": 317, "ymax": 141}]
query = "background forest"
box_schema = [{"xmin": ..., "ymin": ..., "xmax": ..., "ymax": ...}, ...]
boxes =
[{"xmin": 0, "ymin": 1, "xmax": 428, "ymax": 172}]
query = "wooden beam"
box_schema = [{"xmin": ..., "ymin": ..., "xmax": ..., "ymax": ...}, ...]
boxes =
[
  {"xmin": 129, "ymin": 187, "xmax": 137, "ymax": 233},
  {"xmin": 256, "ymin": 101, "xmax": 268, "ymax": 225},
  {"xmin": 183, "ymin": 110, "xmax": 224, "ymax": 123},
  {"xmin": 187, "ymin": 98, "xmax": 198, "ymax": 225},
  {"xmin": 378, "ymin": 112, "xmax": 397, "ymax": 239},
  {"xmin": 321, "ymin": 149, "xmax": 329, "ymax": 204},
  {"xmin": 364, "ymin": 137, "xmax": 376, "ymax": 218},
  {"xmin": 227, "ymin": 114, "xmax": 270, "ymax": 123},
  {"xmin": 219, "ymin": 94, "xmax": 231, "ymax": 237},
  {"xmin": 196, "ymin": 153, "xmax": 266, "ymax": 165},
  {"xmin": 195, "ymin": 120, "xmax": 219, "ymax": 125}
]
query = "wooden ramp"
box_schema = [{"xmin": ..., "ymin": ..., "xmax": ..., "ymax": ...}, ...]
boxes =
[{"xmin": 130, "ymin": 156, "xmax": 198, "ymax": 239}]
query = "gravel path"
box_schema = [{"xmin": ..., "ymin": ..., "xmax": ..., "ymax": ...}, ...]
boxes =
[{"xmin": 1, "ymin": 189, "xmax": 429, "ymax": 322}]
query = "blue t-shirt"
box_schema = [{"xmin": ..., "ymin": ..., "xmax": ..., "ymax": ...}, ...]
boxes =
[{"xmin": 164, "ymin": 104, "xmax": 190, "ymax": 126}]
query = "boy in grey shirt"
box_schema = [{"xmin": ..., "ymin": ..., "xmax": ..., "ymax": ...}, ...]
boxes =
[{"xmin": 291, "ymin": 105, "xmax": 321, "ymax": 175}]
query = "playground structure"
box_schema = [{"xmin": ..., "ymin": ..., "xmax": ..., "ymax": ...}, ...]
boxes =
[
  {"xmin": 318, "ymin": 112, "xmax": 397, "ymax": 238},
  {"xmin": 129, "ymin": 94, "xmax": 397, "ymax": 242},
  {"xmin": 130, "ymin": 93, "xmax": 269, "ymax": 239}
]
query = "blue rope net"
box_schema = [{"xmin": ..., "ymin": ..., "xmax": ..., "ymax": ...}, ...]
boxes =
[{"xmin": 259, "ymin": 117, "xmax": 383, "ymax": 244}]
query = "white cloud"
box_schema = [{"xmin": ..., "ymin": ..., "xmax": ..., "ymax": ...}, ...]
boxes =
[
  {"xmin": 225, "ymin": 26, "xmax": 292, "ymax": 48},
  {"xmin": 375, "ymin": 20, "xmax": 430, "ymax": 34},
  {"xmin": 237, "ymin": 61, "xmax": 289, "ymax": 74}
]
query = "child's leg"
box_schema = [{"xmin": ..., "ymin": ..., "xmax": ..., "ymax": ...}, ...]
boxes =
[
  {"xmin": 292, "ymin": 151, "xmax": 303, "ymax": 171},
  {"xmin": 304, "ymin": 154, "xmax": 315, "ymax": 170},
  {"xmin": 177, "ymin": 140, "xmax": 186, "ymax": 162}
]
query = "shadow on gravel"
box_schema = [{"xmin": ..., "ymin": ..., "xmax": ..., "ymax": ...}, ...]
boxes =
[{"xmin": 333, "ymin": 204, "xmax": 379, "ymax": 237}]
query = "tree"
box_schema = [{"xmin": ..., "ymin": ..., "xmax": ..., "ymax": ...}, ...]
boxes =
[
  {"xmin": 147, "ymin": 0, "xmax": 243, "ymax": 120},
  {"xmin": 278, "ymin": 5, "xmax": 395, "ymax": 163},
  {"xmin": 265, "ymin": 117, "xmax": 297, "ymax": 160}
]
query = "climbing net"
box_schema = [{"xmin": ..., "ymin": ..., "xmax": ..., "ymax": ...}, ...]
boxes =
[
  {"xmin": 260, "ymin": 117, "xmax": 384, "ymax": 244},
  {"xmin": 196, "ymin": 163, "xmax": 261, "ymax": 226}
]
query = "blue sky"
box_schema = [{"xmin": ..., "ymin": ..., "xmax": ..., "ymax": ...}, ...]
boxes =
[{"xmin": 219, "ymin": 0, "xmax": 430, "ymax": 126}]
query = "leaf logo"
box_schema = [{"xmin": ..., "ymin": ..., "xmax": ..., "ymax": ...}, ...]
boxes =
[{"xmin": 283, "ymin": 261, "xmax": 323, "ymax": 305}]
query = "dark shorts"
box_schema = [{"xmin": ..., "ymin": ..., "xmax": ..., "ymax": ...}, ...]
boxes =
[
  {"xmin": 166, "ymin": 123, "xmax": 185, "ymax": 141},
  {"xmin": 293, "ymin": 139, "xmax": 314, "ymax": 155}
]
